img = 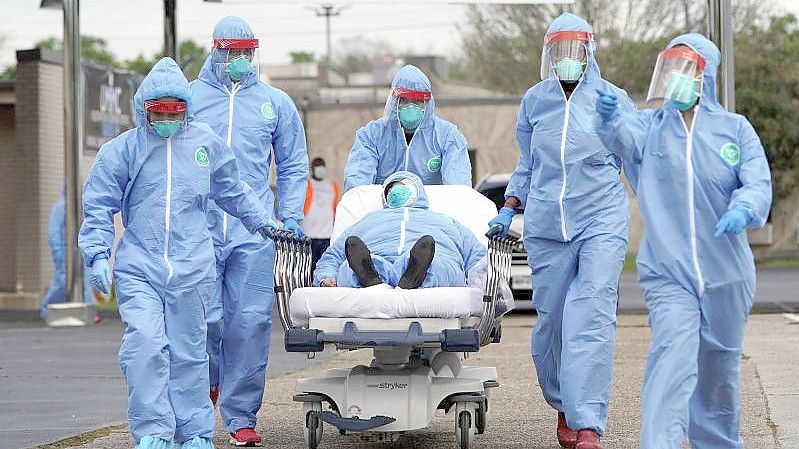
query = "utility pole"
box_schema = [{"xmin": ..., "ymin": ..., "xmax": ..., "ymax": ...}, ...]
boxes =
[
  {"xmin": 164, "ymin": 0, "xmax": 178, "ymax": 60},
  {"xmin": 314, "ymin": 4, "xmax": 342, "ymax": 63},
  {"xmin": 707, "ymin": 0, "xmax": 735, "ymax": 111}
]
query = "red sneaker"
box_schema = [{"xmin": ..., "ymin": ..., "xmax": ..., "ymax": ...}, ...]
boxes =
[
  {"xmin": 557, "ymin": 412, "xmax": 578, "ymax": 448},
  {"xmin": 575, "ymin": 429, "xmax": 602, "ymax": 449},
  {"xmin": 229, "ymin": 428, "xmax": 262, "ymax": 447},
  {"xmin": 210, "ymin": 386, "xmax": 219, "ymax": 407}
]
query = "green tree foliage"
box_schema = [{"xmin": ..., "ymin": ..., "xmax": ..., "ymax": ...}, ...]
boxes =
[
  {"xmin": 735, "ymin": 14, "xmax": 799, "ymax": 198},
  {"xmin": 289, "ymin": 51, "xmax": 316, "ymax": 63},
  {"xmin": 35, "ymin": 36, "xmax": 120, "ymax": 68},
  {"xmin": 124, "ymin": 40, "xmax": 209, "ymax": 80},
  {"xmin": 0, "ymin": 65, "xmax": 15, "ymax": 80},
  {"xmin": 5, "ymin": 35, "xmax": 208, "ymax": 81}
]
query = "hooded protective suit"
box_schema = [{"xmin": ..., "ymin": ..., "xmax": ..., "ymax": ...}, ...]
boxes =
[
  {"xmin": 314, "ymin": 172, "xmax": 485, "ymax": 288},
  {"xmin": 503, "ymin": 12, "xmax": 633, "ymax": 435},
  {"xmin": 343, "ymin": 65, "xmax": 472, "ymax": 191},
  {"xmin": 79, "ymin": 57, "xmax": 270, "ymax": 446},
  {"xmin": 597, "ymin": 33, "xmax": 772, "ymax": 449},
  {"xmin": 189, "ymin": 15, "xmax": 309, "ymax": 434},
  {"xmin": 40, "ymin": 192, "xmax": 95, "ymax": 319}
]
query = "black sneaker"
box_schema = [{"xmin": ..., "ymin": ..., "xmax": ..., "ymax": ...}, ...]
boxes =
[
  {"xmin": 345, "ymin": 236, "xmax": 382, "ymax": 287},
  {"xmin": 398, "ymin": 235, "xmax": 435, "ymax": 289}
]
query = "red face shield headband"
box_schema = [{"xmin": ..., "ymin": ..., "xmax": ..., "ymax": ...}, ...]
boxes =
[
  {"xmin": 392, "ymin": 87, "xmax": 432, "ymax": 101},
  {"xmin": 659, "ymin": 47, "xmax": 707, "ymax": 71},
  {"xmin": 213, "ymin": 39, "xmax": 259, "ymax": 50},
  {"xmin": 544, "ymin": 30, "xmax": 593, "ymax": 45},
  {"xmin": 144, "ymin": 100, "xmax": 188, "ymax": 114}
]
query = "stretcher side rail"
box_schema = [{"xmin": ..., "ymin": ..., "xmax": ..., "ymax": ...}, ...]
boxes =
[
  {"xmin": 478, "ymin": 231, "xmax": 517, "ymax": 345},
  {"xmin": 272, "ymin": 230, "xmax": 313, "ymax": 331}
]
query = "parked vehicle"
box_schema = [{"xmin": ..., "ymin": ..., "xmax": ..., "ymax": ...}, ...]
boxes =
[{"xmin": 475, "ymin": 173, "xmax": 533, "ymax": 310}]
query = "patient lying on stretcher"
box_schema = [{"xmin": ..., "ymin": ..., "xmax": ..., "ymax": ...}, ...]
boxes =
[{"xmin": 313, "ymin": 171, "xmax": 486, "ymax": 289}]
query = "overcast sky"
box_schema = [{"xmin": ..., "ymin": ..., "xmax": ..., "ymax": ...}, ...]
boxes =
[{"xmin": 1, "ymin": 0, "xmax": 797, "ymax": 70}]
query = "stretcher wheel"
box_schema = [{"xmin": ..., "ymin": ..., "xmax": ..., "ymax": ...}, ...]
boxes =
[
  {"xmin": 455, "ymin": 402, "xmax": 476, "ymax": 448},
  {"xmin": 475, "ymin": 399, "xmax": 487, "ymax": 434},
  {"xmin": 303, "ymin": 402, "xmax": 323, "ymax": 448}
]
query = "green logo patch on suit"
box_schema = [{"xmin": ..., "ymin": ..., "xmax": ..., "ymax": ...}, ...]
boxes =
[
  {"xmin": 195, "ymin": 146, "xmax": 209, "ymax": 167},
  {"xmin": 427, "ymin": 156, "xmax": 442, "ymax": 173},
  {"xmin": 720, "ymin": 142, "xmax": 740, "ymax": 165},
  {"xmin": 261, "ymin": 101, "xmax": 277, "ymax": 120}
]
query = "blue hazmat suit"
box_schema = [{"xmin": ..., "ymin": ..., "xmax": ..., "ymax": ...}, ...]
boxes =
[
  {"xmin": 343, "ymin": 65, "xmax": 472, "ymax": 191},
  {"xmin": 314, "ymin": 172, "xmax": 485, "ymax": 288},
  {"xmin": 189, "ymin": 15, "xmax": 309, "ymax": 433},
  {"xmin": 503, "ymin": 12, "xmax": 632, "ymax": 434},
  {"xmin": 79, "ymin": 57, "xmax": 271, "ymax": 446},
  {"xmin": 40, "ymin": 192, "xmax": 94, "ymax": 319},
  {"xmin": 597, "ymin": 33, "xmax": 772, "ymax": 449}
]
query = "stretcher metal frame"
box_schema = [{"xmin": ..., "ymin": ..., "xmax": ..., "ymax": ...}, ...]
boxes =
[{"xmin": 273, "ymin": 230, "xmax": 517, "ymax": 352}]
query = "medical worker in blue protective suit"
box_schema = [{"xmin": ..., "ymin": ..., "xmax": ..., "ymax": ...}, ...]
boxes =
[
  {"xmin": 343, "ymin": 65, "xmax": 472, "ymax": 191},
  {"xmin": 595, "ymin": 33, "xmax": 772, "ymax": 449},
  {"xmin": 314, "ymin": 171, "xmax": 485, "ymax": 289},
  {"xmin": 189, "ymin": 15, "xmax": 309, "ymax": 447},
  {"xmin": 79, "ymin": 57, "xmax": 276, "ymax": 449},
  {"xmin": 40, "ymin": 190, "xmax": 100, "ymax": 322},
  {"xmin": 487, "ymin": 13, "xmax": 633, "ymax": 449}
]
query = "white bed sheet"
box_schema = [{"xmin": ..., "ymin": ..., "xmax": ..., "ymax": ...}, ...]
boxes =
[{"xmin": 289, "ymin": 284, "xmax": 484, "ymax": 327}]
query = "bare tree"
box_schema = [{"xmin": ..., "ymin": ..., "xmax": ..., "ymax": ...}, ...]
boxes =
[{"xmin": 455, "ymin": 0, "xmax": 767, "ymax": 95}]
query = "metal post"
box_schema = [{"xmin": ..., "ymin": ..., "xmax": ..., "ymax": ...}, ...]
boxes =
[
  {"xmin": 315, "ymin": 5, "xmax": 340, "ymax": 62},
  {"xmin": 707, "ymin": 0, "xmax": 735, "ymax": 111},
  {"xmin": 60, "ymin": 0, "xmax": 88, "ymax": 320},
  {"xmin": 164, "ymin": 0, "xmax": 178, "ymax": 60}
]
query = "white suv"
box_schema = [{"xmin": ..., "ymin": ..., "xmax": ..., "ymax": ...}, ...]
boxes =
[{"xmin": 475, "ymin": 173, "xmax": 533, "ymax": 310}]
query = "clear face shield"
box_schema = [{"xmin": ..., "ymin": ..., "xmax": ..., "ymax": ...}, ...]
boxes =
[
  {"xmin": 646, "ymin": 46, "xmax": 706, "ymax": 110},
  {"xmin": 384, "ymin": 177, "xmax": 419, "ymax": 208},
  {"xmin": 211, "ymin": 38, "xmax": 260, "ymax": 84},
  {"xmin": 384, "ymin": 87, "xmax": 433, "ymax": 132},
  {"xmin": 540, "ymin": 30, "xmax": 591, "ymax": 82},
  {"xmin": 144, "ymin": 98, "xmax": 187, "ymax": 139}
]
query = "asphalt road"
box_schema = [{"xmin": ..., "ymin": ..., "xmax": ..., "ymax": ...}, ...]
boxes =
[
  {"xmin": 512, "ymin": 267, "xmax": 799, "ymax": 313},
  {"xmin": 0, "ymin": 320, "xmax": 318, "ymax": 449}
]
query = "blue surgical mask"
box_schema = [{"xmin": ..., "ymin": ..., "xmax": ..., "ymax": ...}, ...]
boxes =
[
  {"xmin": 554, "ymin": 58, "xmax": 584, "ymax": 82},
  {"xmin": 398, "ymin": 104, "xmax": 424, "ymax": 130},
  {"xmin": 228, "ymin": 56, "xmax": 251, "ymax": 81},
  {"xmin": 386, "ymin": 185, "xmax": 413, "ymax": 208},
  {"xmin": 151, "ymin": 120, "xmax": 182, "ymax": 138},
  {"xmin": 665, "ymin": 71, "xmax": 700, "ymax": 111}
]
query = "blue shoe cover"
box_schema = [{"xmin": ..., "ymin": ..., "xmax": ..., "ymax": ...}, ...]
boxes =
[
  {"xmin": 175, "ymin": 436, "xmax": 214, "ymax": 449},
  {"xmin": 136, "ymin": 436, "xmax": 171, "ymax": 449}
]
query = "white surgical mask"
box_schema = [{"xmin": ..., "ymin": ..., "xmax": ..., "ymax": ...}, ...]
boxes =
[{"xmin": 313, "ymin": 166, "xmax": 327, "ymax": 180}]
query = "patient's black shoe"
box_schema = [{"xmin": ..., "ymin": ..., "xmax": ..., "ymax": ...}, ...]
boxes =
[
  {"xmin": 398, "ymin": 235, "xmax": 435, "ymax": 289},
  {"xmin": 345, "ymin": 236, "xmax": 382, "ymax": 287}
]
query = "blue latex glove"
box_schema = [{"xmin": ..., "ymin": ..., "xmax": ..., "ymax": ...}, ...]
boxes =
[
  {"xmin": 258, "ymin": 219, "xmax": 280, "ymax": 240},
  {"xmin": 89, "ymin": 257, "xmax": 112, "ymax": 294},
  {"xmin": 714, "ymin": 207, "xmax": 752, "ymax": 237},
  {"xmin": 487, "ymin": 206, "xmax": 515, "ymax": 237},
  {"xmin": 283, "ymin": 217, "xmax": 304, "ymax": 237},
  {"xmin": 596, "ymin": 88, "xmax": 620, "ymax": 122}
]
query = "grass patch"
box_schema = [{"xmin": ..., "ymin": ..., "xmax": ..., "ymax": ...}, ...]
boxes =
[
  {"xmin": 623, "ymin": 254, "xmax": 637, "ymax": 273},
  {"xmin": 756, "ymin": 258, "xmax": 799, "ymax": 268},
  {"xmin": 34, "ymin": 423, "xmax": 127, "ymax": 449},
  {"xmin": 94, "ymin": 299, "xmax": 118, "ymax": 313}
]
